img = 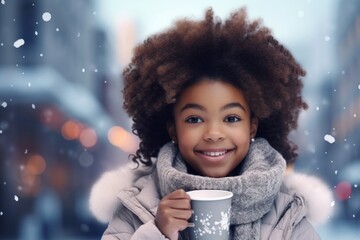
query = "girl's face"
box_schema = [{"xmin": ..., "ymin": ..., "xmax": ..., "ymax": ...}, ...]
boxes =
[{"xmin": 168, "ymin": 78, "xmax": 258, "ymax": 178}]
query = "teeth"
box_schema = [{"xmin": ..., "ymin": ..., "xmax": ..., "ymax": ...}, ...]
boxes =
[{"xmin": 202, "ymin": 151, "xmax": 226, "ymax": 157}]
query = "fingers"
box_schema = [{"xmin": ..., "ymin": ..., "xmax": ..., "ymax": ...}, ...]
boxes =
[
  {"xmin": 161, "ymin": 199, "xmax": 191, "ymax": 211},
  {"xmin": 155, "ymin": 189, "xmax": 193, "ymax": 239},
  {"xmin": 164, "ymin": 189, "xmax": 191, "ymax": 201},
  {"xmin": 159, "ymin": 207, "xmax": 193, "ymax": 221},
  {"xmin": 167, "ymin": 217, "xmax": 190, "ymax": 231},
  {"xmin": 161, "ymin": 189, "xmax": 191, "ymax": 212},
  {"xmin": 157, "ymin": 198, "xmax": 192, "ymax": 220},
  {"xmin": 157, "ymin": 214, "xmax": 190, "ymax": 240}
]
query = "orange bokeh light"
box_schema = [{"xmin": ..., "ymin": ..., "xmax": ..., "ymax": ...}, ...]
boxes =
[
  {"xmin": 61, "ymin": 120, "xmax": 81, "ymax": 140},
  {"xmin": 79, "ymin": 128, "xmax": 97, "ymax": 148},
  {"xmin": 26, "ymin": 154, "xmax": 46, "ymax": 175},
  {"xmin": 108, "ymin": 126, "xmax": 138, "ymax": 153}
]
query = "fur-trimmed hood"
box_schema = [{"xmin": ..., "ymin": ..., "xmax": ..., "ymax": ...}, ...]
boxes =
[{"xmin": 89, "ymin": 163, "xmax": 334, "ymax": 226}]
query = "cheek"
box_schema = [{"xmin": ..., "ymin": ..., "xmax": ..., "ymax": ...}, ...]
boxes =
[
  {"xmin": 176, "ymin": 122, "xmax": 197, "ymax": 139},
  {"xmin": 177, "ymin": 132, "xmax": 197, "ymax": 161},
  {"xmin": 176, "ymin": 125, "xmax": 201, "ymax": 153},
  {"xmin": 228, "ymin": 126, "xmax": 250, "ymax": 140},
  {"xmin": 177, "ymin": 128, "xmax": 198, "ymax": 146}
]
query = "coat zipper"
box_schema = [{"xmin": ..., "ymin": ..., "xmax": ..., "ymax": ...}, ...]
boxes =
[{"xmin": 272, "ymin": 201, "xmax": 293, "ymax": 231}]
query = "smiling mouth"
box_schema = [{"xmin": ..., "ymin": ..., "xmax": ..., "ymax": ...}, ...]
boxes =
[
  {"xmin": 200, "ymin": 151, "xmax": 227, "ymax": 157},
  {"xmin": 196, "ymin": 148, "xmax": 235, "ymax": 158},
  {"xmin": 194, "ymin": 149, "xmax": 233, "ymax": 163},
  {"xmin": 194, "ymin": 149, "xmax": 234, "ymax": 164}
]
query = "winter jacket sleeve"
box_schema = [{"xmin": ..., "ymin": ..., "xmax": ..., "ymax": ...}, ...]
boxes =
[
  {"xmin": 290, "ymin": 218, "xmax": 321, "ymax": 240},
  {"xmin": 101, "ymin": 206, "xmax": 168, "ymax": 240}
]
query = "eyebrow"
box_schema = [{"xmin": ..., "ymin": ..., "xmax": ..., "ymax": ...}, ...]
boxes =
[
  {"xmin": 221, "ymin": 102, "xmax": 247, "ymax": 112},
  {"xmin": 180, "ymin": 103, "xmax": 206, "ymax": 113},
  {"xmin": 180, "ymin": 102, "xmax": 247, "ymax": 113}
]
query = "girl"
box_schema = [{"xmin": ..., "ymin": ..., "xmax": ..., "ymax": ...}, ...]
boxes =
[{"xmin": 90, "ymin": 8, "xmax": 333, "ymax": 240}]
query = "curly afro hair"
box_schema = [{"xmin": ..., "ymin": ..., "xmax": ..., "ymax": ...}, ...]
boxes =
[{"xmin": 123, "ymin": 7, "xmax": 308, "ymax": 166}]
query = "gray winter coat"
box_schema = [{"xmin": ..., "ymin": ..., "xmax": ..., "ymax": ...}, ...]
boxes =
[{"xmin": 89, "ymin": 164, "xmax": 333, "ymax": 240}]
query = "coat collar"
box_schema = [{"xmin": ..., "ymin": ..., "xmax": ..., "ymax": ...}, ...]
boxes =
[
  {"xmin": 116, "ymin": 173, "xmax": 159, "ymax": 223},
  {"xmin": 88, "ymin": 163, "xmax": 153, "ymax": 223},
  {"xmin": 89, "ymin": 163, "xmax": 333, "ymax": 225}
]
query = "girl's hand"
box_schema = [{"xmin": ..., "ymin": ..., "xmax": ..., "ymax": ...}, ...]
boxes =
[{"xmin": 155, "ymin": 189, "xmax": 192, "ymax": 240}]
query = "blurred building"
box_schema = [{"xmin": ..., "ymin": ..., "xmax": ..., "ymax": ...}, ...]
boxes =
[
  {"xmin": 324, "ymin": 0, "xmax": 360, "ymax": 224},
  {"xmin": 0, "ymin": 0, "xmax": 136, "ymax": 239}
]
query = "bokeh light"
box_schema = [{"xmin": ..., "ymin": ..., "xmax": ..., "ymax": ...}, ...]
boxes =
[
  {"xmin": 335, "ymin": 181, "xmax": 352, "ymax": 201},
  {"xmin": 108, "ymin": 126, "xmax": 138, "ymax": 153},
  {"xmin": 26, "ymin": 154, "xmax": 46, "ymax": 175},
  {"xmin": 61, "ymin": 120, "xmax": 82, "ymax": 140},
  {"xmin": 79, "ymin": 128, "xmax": 97, "ymax": 148},
  {"xmin": 78, "ymin": 151, "xmax": 94, "ymax": 167}
]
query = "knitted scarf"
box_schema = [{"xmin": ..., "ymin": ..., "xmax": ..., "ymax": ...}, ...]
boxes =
[{"xmin": 155, "ymin": 138, "xmax": 286, "ymax": 240}]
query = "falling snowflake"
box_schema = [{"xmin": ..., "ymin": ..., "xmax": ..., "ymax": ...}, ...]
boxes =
[
  {"xmin": 1, "ymin": 102, "xmax": 7, "ymax": 108},
  {"xmin": 331, "ymin": 201, "xmax": 335, "ymax": 207},
  {"xmin": 0, "ymin": 212, "xmax": 3, "ymax": 216},
  {"xmin": 324, "ymin": 36, "xmax": 331, "ymax": 42},
  {"xmin": 14, "ymin": 195, "xmax": 19, "ymax": 201},
  {"xmin": 1, "ymin": 0, "xmax": 5, "ymax": 5},
  {"xmin": 358, "ymin": 84, "xmax": 360, "ymax": 90},
  {"xmin": 13, "ymin": 38, "xmax": 25, "ymax": 48},
  {"xmin": 324, "ymin": 134, "xmax": 335, "ymax": 144},
  {"xmin": 31, "ymin": 104, "xmax": 36, "ymax": 109},
  {"xmin": 0, "ymin": 130, "xmax": 2, "ymax": 134},
  {"xmin": 42, "ymin": 12, "xmax": 52, "ymax": 22}
]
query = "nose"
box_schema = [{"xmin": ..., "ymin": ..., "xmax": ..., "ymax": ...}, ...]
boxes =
[{"xmin": 203, "ymin": 122, "xmax": 225, "ymax": 142}]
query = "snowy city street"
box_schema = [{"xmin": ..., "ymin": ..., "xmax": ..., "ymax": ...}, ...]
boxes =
[{"xmin": 1, "ymin": 0, "xmax": 360, "ymax": 239}]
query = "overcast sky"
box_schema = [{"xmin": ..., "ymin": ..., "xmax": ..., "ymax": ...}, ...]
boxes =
[
  {"xmin": 95, "ymin": 0, "xmax": 338, "ymax": 46},
  {"xmin": 95, "ymin": 0, "xmax": 339, "ymax": 86}
]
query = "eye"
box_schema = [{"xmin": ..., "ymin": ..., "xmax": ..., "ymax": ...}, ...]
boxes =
[
  {"xmin": 224, "ymin": 115, "xmax": 240, "ymax": 122},
  {"xmin": 185, "ymin": 116, "xmax": 203, "ymax": 124}
]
